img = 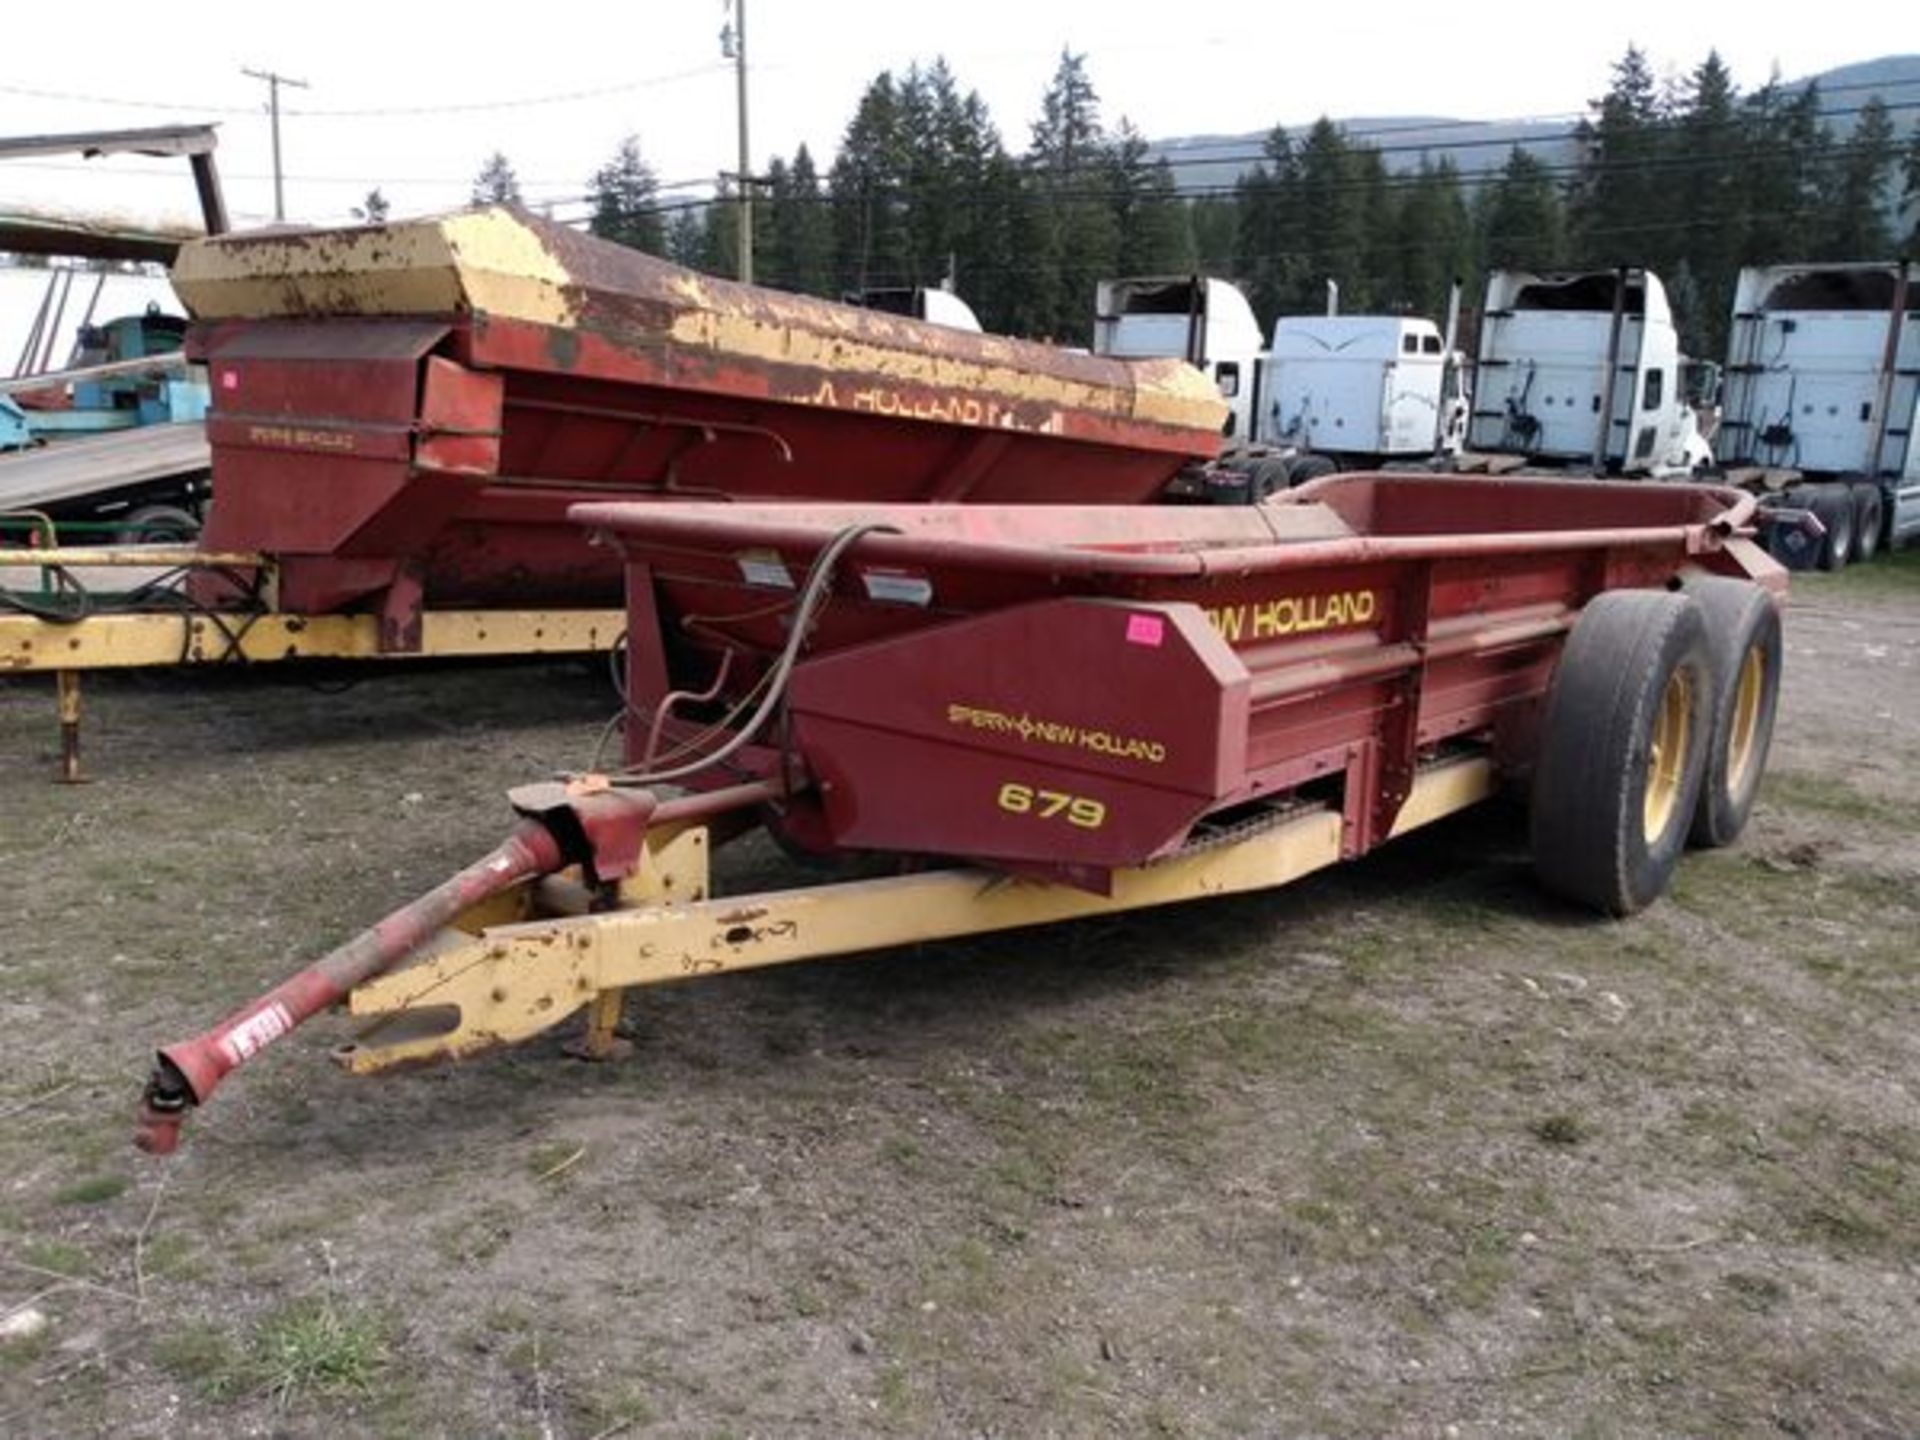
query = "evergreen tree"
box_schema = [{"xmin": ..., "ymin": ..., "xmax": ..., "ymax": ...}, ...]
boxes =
[
  {"xmin": 1570, "ymin": 46, "xmax": 1668, "ymax": 266},
  {"xmin": 1234, "ymin": 126, "xmax": 1304, "ymax": 327},
  {"xmin": 470, "ymin": 152, "xmax": 523, "ymax": 206},
  {"xmin": 1818, "ymin": 95, "xmax": 1897, "ymax": 259},
  {"xmin": 587, "ymin": 135, "xmax": 665, "ymax": 255},
  {"xmin": 1479, "ymin": 147, "xmax": 1567, "ymax": 271},
  {"xmin": 1026, "ymin": 49, "xmax": 1119, "ymax": 342},
  {"xmin": 705, "ymin": 178, "xmax": 742, "ymax": 278},
  {"xmin": 1387, "ymin": 158, "xmax": 1473, "ymax": 321},
  {"xmin": 971, "ymin": 151, "xmax": 1035, "ymax": 335},
  {"xmin": 1293, "ymin": 119, "xmax": 1370, "ymax": 313},
  {"xmin": 1903, "ymin": 128, "xmax": 1920, "ymax": 252},
  {"xmin": 829, "ymin": 73, "xmax": 913, "ymax": 295},
  {"xmin": 1189, "ymin": 195, "xmax": 1238, "ymax": 278},
  {"xmin": 664, "ymin": 206, "xmax": 711, "ymax": 270},
  {"xmin": 352, "ymin": 187, "xmax": 390, "ymax": 224},
  {"xmin": 1673, "ymin": 53, "xmax": 1743, "ymax": 356},
  {"xmin": 763, "ymin": 146, "xmax": 835, "ymax": 297},
  {"xmin": 1109, "ymin": 119, "xmax": 1193, "ymax": 276},
  {"xmin": 1739, "ymin": 78, "xmax": 1828, "ymax": 264}
]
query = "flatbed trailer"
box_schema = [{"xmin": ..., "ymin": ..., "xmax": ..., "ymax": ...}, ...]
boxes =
[{"xmin": 135, "ymin": 472, "xmax": 1788, "ymax": 1152}]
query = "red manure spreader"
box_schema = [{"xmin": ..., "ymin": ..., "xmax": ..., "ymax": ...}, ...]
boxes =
[{"xmin": 137, "ymin": 469, "xmax": 1786, "ymax": 1151}]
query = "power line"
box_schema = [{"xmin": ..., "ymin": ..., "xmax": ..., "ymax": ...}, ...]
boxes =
[
  {"xmin": 0, "ymin": 63, "xmax": 730, "ymax": 121},
  {"xmin": 283, "ymin": 64, "xmax": 729, "ymax": 116}
]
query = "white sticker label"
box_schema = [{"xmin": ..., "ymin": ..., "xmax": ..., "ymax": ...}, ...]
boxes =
[
  {"xmin": 860, "ymin": 569, "xmax": 933, "ymax": 607},
  {"xmin": 221, "ymin": 1002, "xmax": 294, "ymax": 1064},
  {"xmin": 736, "ymin": 549, "xmax": 794, "ymax": 589}
]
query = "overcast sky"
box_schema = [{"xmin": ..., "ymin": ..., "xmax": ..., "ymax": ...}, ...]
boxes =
[{"xmin": 2, "ymin": 1, "xmax": 1907, "ymax": 230}]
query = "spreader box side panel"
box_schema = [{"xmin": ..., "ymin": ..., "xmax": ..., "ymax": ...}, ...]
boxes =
[{"xmin": 788, "ymin": 600, "xmax": 1249, "ymax": 869}]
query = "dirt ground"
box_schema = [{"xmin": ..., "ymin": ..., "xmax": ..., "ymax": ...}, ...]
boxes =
[{"xmin": 2, "ymin": 553, "xmax": 1917, "ymax": 1438}]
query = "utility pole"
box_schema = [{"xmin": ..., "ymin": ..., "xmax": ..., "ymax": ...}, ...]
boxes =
[
  {"xmin": 242, "ymin": 67, "xmax": 309, "ymax": 222},
  {"xmin": 720, "ymin": 0, "xmax": 751, "ymax": 282}
]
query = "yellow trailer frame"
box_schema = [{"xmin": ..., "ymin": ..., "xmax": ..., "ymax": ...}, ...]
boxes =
[
  {"xmin": 0, "ymin": 545, "xmax": 622, "ymax": 781},
  {"xmin": 335, "ymin": 756, "xmax": 1495, "ymax": 1075}
]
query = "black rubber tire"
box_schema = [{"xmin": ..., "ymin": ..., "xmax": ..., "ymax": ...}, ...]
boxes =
[
  {"xmin": 1683, "ymin": 576, "xmax": 1783, "ymax": 849},
  {"xmin": 1247, "ymin": 455, "xmax": 1295, "ymax": 502},
  {"xmin": 1289, "ymin": 454, "xmax": 1339, "ymax": 486},
  {"xmin": 115, "ymin": 503, "xmax": 200, "ymax": 545},
  {"xmin": 1530, "ymin": 590, "xmax": 1713, "ymax": 916},
  {"xmin": 1849, "ymin": 481, "xmax": 1884, "ymax": 563},
  {"xmin": 1811, "ymin": 484, "xmax": 1854, "ymax": 571}
]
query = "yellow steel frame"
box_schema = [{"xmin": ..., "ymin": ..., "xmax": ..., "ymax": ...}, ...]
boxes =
[
  {"xmin": 337, "ymin": 757, "xmax": 1495, "ymax": 1074},
  {"xmin": 3, "ymin": 544, "xmax": 623, "ymax": 778},
  {"xmin": 1, "ymin": 607, "xmax": 625, "ymax": 672}
]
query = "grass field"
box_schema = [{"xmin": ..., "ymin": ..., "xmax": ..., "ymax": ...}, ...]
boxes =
[{"xmin": 1, "ymin": 562, "xmax": 1916, "ymax": 1437}]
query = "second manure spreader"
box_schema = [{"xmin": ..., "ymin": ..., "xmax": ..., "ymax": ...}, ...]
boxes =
[{"xmin": 4, "ymin": 206, "xmax": 1227, "ymax": 776}]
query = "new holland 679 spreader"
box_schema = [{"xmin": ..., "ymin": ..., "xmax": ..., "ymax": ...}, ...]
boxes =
[{"xmin": 135, "ymin": 471, "xmax": 1786, "ymax": 1152}]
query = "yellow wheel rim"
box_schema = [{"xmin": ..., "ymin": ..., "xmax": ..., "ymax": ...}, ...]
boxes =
[
  {"xmin": 1725, "ymin": 643, "xmax": 1767, "ymax": 795},
  {"xmin": 1643, "ymin": 667, "xmax": 1693, "ymax": 843}
]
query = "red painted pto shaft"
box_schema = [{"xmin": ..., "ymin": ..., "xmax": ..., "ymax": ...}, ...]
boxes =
[{"xmin": 134, "ymin": 819, "xmax": 567, "ymax": 1155}]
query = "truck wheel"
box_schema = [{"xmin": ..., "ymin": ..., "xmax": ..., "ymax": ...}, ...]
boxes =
[
  {"xmin": 1810, "ymin": 484, "xmax": 1854, "ymax": 571},
  {"xmin": 1248, "ymin": 456, "xmax": 1294, "ymax": 502},
  {"xmin": 1290, "ymin": 454, "xmax": 1338, "ymax": 486},
  {"xmin": 1683, "ymin": 577, "xmax": 1782, "ymax": 849},
  {"xmin": 115, "ymin": 504, "xmax": 200, "ymax": 545},
  {"xmin": 1530, "ymin": 590, "xmax": 1712, "ymax": 915},
  {"xmin": 1848, "ymin": 481, "xmax": 1884, "ymax": 563}
]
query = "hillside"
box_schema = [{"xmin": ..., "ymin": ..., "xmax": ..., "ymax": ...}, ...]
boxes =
[{"xmin": 1151, "ymin": 53, "xmax": 1920, "ymax": 189}]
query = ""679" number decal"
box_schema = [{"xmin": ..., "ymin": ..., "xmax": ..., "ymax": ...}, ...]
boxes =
[{"xmin": 995, "ymin": 782, "xmax": 1107, "ymax": 830}]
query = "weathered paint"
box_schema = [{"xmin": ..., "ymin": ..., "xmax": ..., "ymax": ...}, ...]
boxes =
[{"xmin": 172, "ymin": 207, "xmax": 1228, "ymax": 442}]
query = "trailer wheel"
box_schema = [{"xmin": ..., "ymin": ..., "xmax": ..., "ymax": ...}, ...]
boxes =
[
  {"xmin": 1530, "ymin": 590, "xmax": 1711, "ymax": 915},
  {"xmin": 1848, "ymin": 480, "xmax": 1884, "ymax": 563},
  {"xmin": 1810, "ymin": 484, "xmax": 1854, "ymax": 571},
  {"xmin": 1683, "ymin": 577, "xmax": 1782, "ymax": 849}
]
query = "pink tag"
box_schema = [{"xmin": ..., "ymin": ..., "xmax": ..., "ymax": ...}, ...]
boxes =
[
  {"xmin": 220, "ymin": 370, "xmax": 239, "ymax": 390},
  {"xmin": 1125, "ymin": 613, "xmax": 1165, "ymax": 647}
]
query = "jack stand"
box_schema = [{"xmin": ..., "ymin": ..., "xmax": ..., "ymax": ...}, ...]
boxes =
[{"xmin": 55, "ymin": 670, "xmax": 88, "ymax": 785}]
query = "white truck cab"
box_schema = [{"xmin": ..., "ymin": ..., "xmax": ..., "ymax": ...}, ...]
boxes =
[
  {"xmin": 1720, "ymin": 262, "xmax": 1918, "ymax": 554},
  {"xmin": 1265, "ymin": 314, "xmax": 1467, "ymax": 460},
  {"xmin": 1093, "ymin": 276, "xmax": 1265, "ymax": 443},
  {"xmin": 1470, "ymin": 269, "xmax": 1709, "ymax": 477}
]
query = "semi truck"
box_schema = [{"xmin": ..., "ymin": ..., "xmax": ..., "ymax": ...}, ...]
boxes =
[
  {"xmin": 1715, "ymin": 261, "xmax": 1917, "ymax": 569},
  {"xmin": 1466, "ymin": 267, "xmax": 1713, "ymax": 479},
  {"xmin": 1092, "ymin": 274, "xmax": 1467, "ymax": 498}
]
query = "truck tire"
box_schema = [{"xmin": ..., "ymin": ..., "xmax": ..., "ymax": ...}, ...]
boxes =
[
  {"xmin": 1848, "ymin": 480, "xmax": 1884, "ymax": 563},
  {"xmin": 1530, "ymin": 590, "xmax": 1712, "ymax": 915},
  {"xmin": 115, "ymin": 504, "xmax": 200, "ymax": 545},
  {"xmin": 1290, "ymin": 454, "xmax": 1338, "ymax": 486},
  {"xmin": 1683, "ymin": 577, "xmax": 1782, "ymax": 849},
  {"xmin": 1810, "ymin": 484, "xmax": 1854, "ymax": 571},
  {"xmin": 1248, "ymin": 456, "xmax": 1294, "ymax": 502}
]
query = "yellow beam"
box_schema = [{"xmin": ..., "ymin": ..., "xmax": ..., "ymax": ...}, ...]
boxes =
[
  {"xmin": 340, "ymin": 757, "xmax": 1495, "ymax": 1073},
  {"xmin": 0, "ymin": 608, "xmax": 624, "ymax": 671},
  {"xmin": 0, "ymin": 546, "xmax": 264, "ymax": 568}
]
